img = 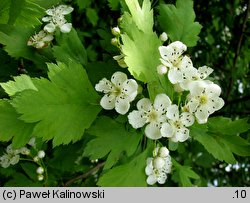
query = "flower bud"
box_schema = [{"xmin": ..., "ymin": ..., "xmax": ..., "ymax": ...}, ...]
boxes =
[
  {"xmin": 157, "ymin": 65, "xmax": 168, "ymax": 75},
  {"xmin": 111, "ymin": 38, "xmax": 119, "ymax": 46},
  {"xmin": 37, "ymin": 150, "xmax": 45, "ymax": 159},
  {"xmin": 37, "ymin": 174, "xmax": 44, "ymax": 181},
  {"xmin": 158, "ymin": 147, "xmax": 169, "ymax": 158},
  {"xmin": 112, "ymin": 26, "xmax": 120, "ymax": 36},
  {"xmin": 36, "ymin": 167, "xmax": 44, "ymax": 174},
  {"xmin": 160, "ymin": 32, "xmax": 168, "ymax": 42},
  {"xmin": 33, "ymin": 156, "xmax": 39, "ymax": 162},
  {"xmin": 153, "ymin": 157, "xmax": 165, "ymax": 170}
]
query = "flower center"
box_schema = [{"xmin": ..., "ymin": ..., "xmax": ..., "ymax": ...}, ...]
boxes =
[
  {"xmin": 199, "ymin": 95, "xmax": 208, "ymax": 104},
  {"xmin": 112, "ymin": 86, "xmax": 122, "ymax": 96},
  {"xmin": 148, "ymin": 110, "xmax": 158, "ymax": 122},
  {"xmin": 174, "ymin": 120, "xmax": 182, "ymax": 129}
]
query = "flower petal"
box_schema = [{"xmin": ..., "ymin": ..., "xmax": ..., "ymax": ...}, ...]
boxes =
[
  {"xmin": 168, "ymin": 68, "xmax": 183, "ymax": 84},
  {"xmin": 157, "ymin": 172, "xmax": 167, "ymax": 184},
  {"xmin": 128, "ymin": 110, "xmax": 147, "ymax": 129},
  {"xmin": 44, "ymin": 23, "xmax": 56, "ymax": 33},
  {"xmin": 111, "ymin": 71, "xmax": 127, "ymax": 87},
  {"xmin": 166, "ymin": 105, "xmax": 179, "ymax": 120},
  {"xmin": 95, "ymin": 78, "xmax": 112, "ymax": 93},
  {"xmin": 137, "ymin": 98, "xmax": 152, "ymax": 112},
  {"xmin": 122, "ymin": 79, "xmax": 138, "ymax": 101},
  {"xmin": 180, "ymin": 112, "xmax": 195, "ymax": 127},
  {"xmin": 42, "ymin": 16, "xmax": 52, "ymax": 22},
  {"xmin": 160, "ymin": 122, "xmax": 174, "ymax": 138},
  {"xmin": 195, "ymin": 108, "xmax": 209, "ymax": 124},
  {"xmin": 198, "ymin": 66, "xmax": 213, "ymax": 79},
  {"xmin": 205, "ymin": 83, "xmax": 221, "ymax": 97},
  {"xmin": 147, "ymin": 175, "xmax": 157, "ymax": 185},
  {"xmin": 153, "ymin": 94, "xmax": 171, "ymax": 113},
  {"xmin": 178, "ymin": 56, "xmax": 193, "ymax": 70},
  {"xmin": 175, "ymin": 127, "xmax": 189, "ymax": 142},
  {"xmin": 60, "ymin": 23, "xmax": 72, "ymax": 33},
  {"xmin": 115, "ymin": 97, "xmax": 130, "ymax": 115},
  {"xmin": 145, "ymin": 123, "xmax": 162, "ymax": 140},
  {"xmin": 145, "ymin": 165, "xmax": 153, "ymax": 175},
  {"xmin": 187, "ymin": 98, "xmax": 199, "ymax": 113},
  {"xmin": 59, "ymin": 5, "xmax": 74, "ymax": 15},
  {"xmin": 100, "ymin": 94, "xmax": 115, "ymax": 110}
]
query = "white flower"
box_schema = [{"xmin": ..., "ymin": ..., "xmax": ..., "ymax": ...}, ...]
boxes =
[
  {"xmin": 160, "ymin": 32, "xmax": 168, "ymax": 42},
  {"xmin": 159, "ymin": 41, "xmax": 187, "ymax": 69},
  {"xmin": 161, "ymin": 105, "xmax": 194, "ymax": 142},
  {"xmin": 157, "ymin": 64, "xmax": 168, "ymax": 75},
  {"xmin": 145, "ymin": 149, "xmax": 172, "ymax": 185},
  {"xmin": 18, "ymin": 147, "xmax": 30, "ymax": 155},
  {"xmin": 0, "ymin": 155, "xmax": 10, "ymax": 168},
  {"xmin": 180, "ymin": 65, "xmax": 214, "ymax": 90},
  {"xmin": 37, "ymin": 150, "xmax": 45, "ymax": 159},
  {"xmin": 95, "ymin": 71, "xmax": 138, "ymax": 115},
  {"xmin": 187, "ymin": 81, "xmax": 225, "ymax": 124},
  {"xmin": 128, "ymin": 94, "xmax": 171, "ymax": 140},
  {"xmin": 159, "ymin": 41, "xmax": 195, "ymax": 84},
  {"xmin": 27, "ymin": 30, "xmax": 54, "ymax": 49},
  {"xmin": 42, "ymin": 5, "xmax": 73, "ymax": 33}
]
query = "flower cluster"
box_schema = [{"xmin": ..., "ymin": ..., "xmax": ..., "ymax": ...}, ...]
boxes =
[
  {"xmin": 96, "ymin": 29, "xmax": 225, "ymax": 185},
  {"xmin": 145, "ymin": 146, "xmax": 172, "ymax": 185},
  {"xmin": 27, "ymin": 5, "xmax": 73, "ymax": 49},
  {"xmin": 0, "ymin": 138, "xmax": 47, "ymax": 182},
  {"xmin": 95, "ymin": 71, "xmax": 138, "ymax": 115},
  {"xmin": 158, "ymin": 41, "xmax": 224, "ymax": 124}
]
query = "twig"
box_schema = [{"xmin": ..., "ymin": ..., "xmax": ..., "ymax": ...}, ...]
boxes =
[
  {"xmin": 64, "ymin": 162, "xmax": 105, "ymax": 187},
  {"xmin": 226, "ymin": 0, "xmax": 250, "ymax": 100}
]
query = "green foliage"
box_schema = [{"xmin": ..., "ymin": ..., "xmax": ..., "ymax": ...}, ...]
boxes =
[
  {"xmin": 10, "ymin": 61, "xmax": 101, "ymax": 146},
  {"xmin": 53, "ymin": 29, "xmax": 87, "ymax": 66},
  {"xmin": 190, "ymin": 117, "xmax": 250, "ymax": 164},
  {"xmin": 0, "ymin": 74, "xmax": 37, "ymax": 96},
  {"xmin": 158, "ymin": 0, "xmax": 202, "ymax": 47},
  {"xmin": 0, "ymin": 100, "xmax": 34, "ymax": 148},
  {"xmin": 108, "ymin": 0, "xmax": 120, "ymax": 10},
  {"xmin": 86, "ymin": 8, "xmax": 98, "ymax": 26},
  {"xmin": 97, "ymin": 147, "xmax": 151, "ymax": 186},
  {"xmin": 84, "ymin": 116, "xmax": 142, "ymax": 169},
  {"xmin": 172, "ymin": 159, "xmax": 200, "ymax": 186}
]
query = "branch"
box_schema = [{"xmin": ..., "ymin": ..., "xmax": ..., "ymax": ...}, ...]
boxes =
[
  {"xmin": 64, "ymin": 162, "xmax": 105, "ymax": 187},
  {"xmin": 226, "ymin": 0, "xmax": 250, "ymax": 100}
]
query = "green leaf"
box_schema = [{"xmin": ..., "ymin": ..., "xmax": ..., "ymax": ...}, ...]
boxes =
[
  {"xmin": 97, "ymin": 147, "xmax": 151, "ymax": 186},
  {"xmin": 208, "ymin": 117, "xmax": 250, "ymax": 136},
  {"xmin": 20, "ymin": 162, "xmax": 38, "ymax": 181},
  {"xmin": 76, "ymin": 0, "xmax": 91, "ymax": 10},
  {"xmin": 172, "ymin": 159, "xmax": 199, "ymax": 186},
  {"xmin": 4, "ymin": 172, "xmax": 41, "ymax": 186},
  {"xmin": 53, "ymin": 29, "xmax": 87, "ymax": 66},
  {"xmin": 124, "ymin": 0, "xmax": 153, "ymax": 33},
  {"xmin": 11, "ymin": 61, "xmax": 101, "ymax": 146},
  {"xmin": 158, "ymin": 0, "xmax": 202, "ymax": 47},
  {"xmin": 84, "ymin": 116, "xmax": 142, "ymax": 169},
  {"xmin": 0, "ymin": 74, "xmax": 37, "ymax": 97},
  {"xmin": 0, "ymin": 25, "xmax": 48, "ymax": 66},
  {"xmin": 86, "ymin": 8, "xmax": 98, "ymax": 26},
  {"xmin": 0, "ymin": 0, "xmax": 10, "ymax": 24},
  {"xmin": 0, "ymin": 100, "xmax": 34, "ymax": 148},
  {"xmin": 190, "ymin": 118, "xmax": 250, "ymax": 164},
  {"xmin": 108, "ymin": 0, "xmax": 120, "ymax": 10},
  {"xmin": 8, "ymin": 0, "xmax": 44, "ymax": 26}
]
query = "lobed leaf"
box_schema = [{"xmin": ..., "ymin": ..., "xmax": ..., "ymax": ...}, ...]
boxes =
[
  {"xmin": 84, "ymin": 116, "xmax": 143, "ymax": 169},
  {"xmin": 158, "ymin": 0, "xmax": 202, "ymax": 47}
]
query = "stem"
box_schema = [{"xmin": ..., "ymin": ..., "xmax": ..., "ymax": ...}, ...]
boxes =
[{"xmin": 64, "ymin": 162, "xmax": 105, "ymax": 187}]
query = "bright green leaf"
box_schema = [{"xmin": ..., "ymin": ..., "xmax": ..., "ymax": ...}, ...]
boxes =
[
  {"xmin": 0, "ymin": 74, "xmax": 37, "ymax": 96},
  {"xmin": 158, "ymin": 0, "xmax": 202, "ymax": 47},
  {"xmin": 84, "ymin": 116, "xmax": 143, "ymax": 169},
  {"xmin": 0, "ymin": 100, "xmax": 34, "ymax": 148},
  {"xmin": 11, "ymin": 61, "xmax": 101, "ymax": 146},
  {"xmin": 124, "ymin": 0, "xmax": 153, "ymax": 33}
]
